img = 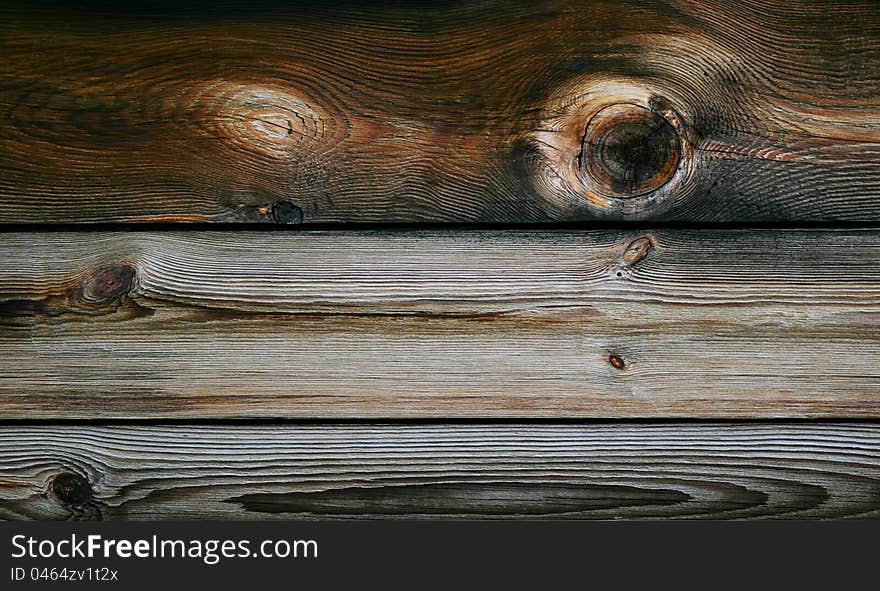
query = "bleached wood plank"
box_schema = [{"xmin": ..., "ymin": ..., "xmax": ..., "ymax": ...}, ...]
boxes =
[{"xmin": 1, "ymin": 229, "xmax": 879, "ymax": 418}]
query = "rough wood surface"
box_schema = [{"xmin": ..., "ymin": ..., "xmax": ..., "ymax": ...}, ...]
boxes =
[
  {"xmin": 1, "ymin": 0, "xmax": 879, "ymax": 223},
  {"xmin": 1, "ymin": 424, "xmax": 877, "ymax": 520},
  {"xmin": 2, "ymin": 229, "xmax": 879, "ymax": 418}
]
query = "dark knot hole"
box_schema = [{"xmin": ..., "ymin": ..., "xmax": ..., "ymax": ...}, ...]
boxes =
[{"xmin": 581, "ymin": 102, "xmax": 681, "ymax": 198}]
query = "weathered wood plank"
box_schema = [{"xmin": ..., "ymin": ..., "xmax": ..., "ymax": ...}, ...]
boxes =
[
  {"xmin": 1, "ymin": 0, "xmax": 878, "ymax": 223},
  {"xmin": 1, "ymin": 423, "xmax": 877, "ymax": 520},
  {"xmin": 1, "ymin": 230, "xmax": 879, "ymax": 418}
]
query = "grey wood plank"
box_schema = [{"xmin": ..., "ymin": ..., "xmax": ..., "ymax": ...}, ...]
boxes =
[
  {"xmin": 1, "ymin": 229, "xmax": 880, "ymax": 418},
  {"xmin": 1, "ymin": 424, "xmax": 877, "ymax": 520}
]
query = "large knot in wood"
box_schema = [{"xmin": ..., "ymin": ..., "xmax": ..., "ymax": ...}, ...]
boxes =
[
  {"xmin": 580, "ymin": 103, "xmax": 681, "ymax": 199},
  {"xmin": 529, "ymin": 81, "xmax": 694, "ymax": 217}
]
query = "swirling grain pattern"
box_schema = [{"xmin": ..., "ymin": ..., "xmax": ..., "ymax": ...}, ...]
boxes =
[
  {"xmin": 0, "ymin": 424, "xmax": 877, "ymax": 520},
  {"xmin": 1, "ymin": 0, "xmax": 878, "ymax": 223}
]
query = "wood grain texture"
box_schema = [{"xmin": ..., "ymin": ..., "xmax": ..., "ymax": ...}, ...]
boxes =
[
  {"xmin": 1, "ymin": 229, "xmax": 880, "ymax": 418},
  {"xmin": 1, "ymin": 423, "xmax": 877, "ymax": 520},
  {"xmin": 1, "ymin": 0, "xmax": 879, "ymax": 223}
]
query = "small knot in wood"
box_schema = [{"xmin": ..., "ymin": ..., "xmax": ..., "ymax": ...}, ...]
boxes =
[
  {"xmin": 271, "ymin": 200, "xmax": 304, "ymax": 224},
  {"xmin": 622, "ymin": 236, "xmax": 653, "ymax": 265},
  {"xmin": 77, "ymin": 263, "xmax": 137, "ymax": 306},
  {"xmin": 608, "ymin": 353, "xmax": 628, "ymax": 370},
  {"xmin": 581, "ymin": 103, "xmax": 681, "ymax": 198},
  {"xmin": 49, "ymin": 472, "xmax": 92, "ymax": 506}
]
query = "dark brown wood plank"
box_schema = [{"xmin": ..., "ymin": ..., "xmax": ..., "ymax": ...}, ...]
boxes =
[
  {"xmin": 1, "ymin": 229, "xmax": 879, "ymax": 418},
  {"xmin": 1, "ymin": 0, "xmax": 878, "ymax": 223},
  {"xmin": 1, "ymin": 423, "xmax": 877, "ymax": 520}
]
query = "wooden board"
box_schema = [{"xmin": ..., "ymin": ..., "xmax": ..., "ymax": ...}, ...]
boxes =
[
  {"xmin": 1, "ymin": 423, "xmax": 876, "ymax": 520},
  {"xmin": 1, "ymin": 0, "xmax": 879, "ymax": 223},
  {"xmin": 3, "ymin": 0, "xmax": 879, "ymax": 524},
  {"xmin": 2, "ymin": 229, "xmax": 879, "ymax": 419}
]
